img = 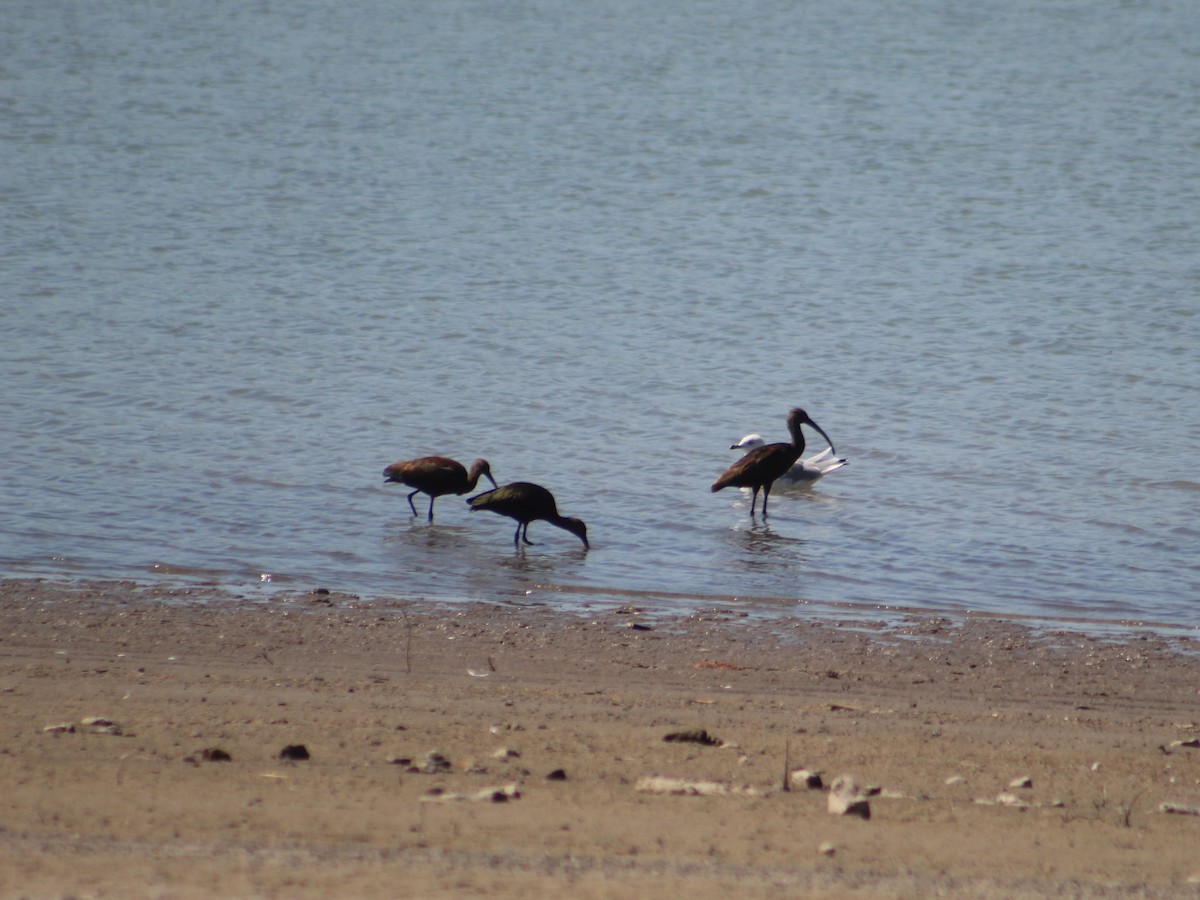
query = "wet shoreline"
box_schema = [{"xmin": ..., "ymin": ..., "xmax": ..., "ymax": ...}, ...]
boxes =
[{"xmin": 3, "ymin": 576, "xmax": 1199, "ymax": 896}]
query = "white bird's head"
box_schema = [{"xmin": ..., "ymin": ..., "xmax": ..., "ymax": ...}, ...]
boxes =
[{"xmin": 731, "ymin": 434, "xmax": 766, "ymax": 452}]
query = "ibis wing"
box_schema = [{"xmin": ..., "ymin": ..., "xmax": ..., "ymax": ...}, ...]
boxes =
[{"xmin": 712, "ymin": 444, "xmax": 797, "ymax": 491}]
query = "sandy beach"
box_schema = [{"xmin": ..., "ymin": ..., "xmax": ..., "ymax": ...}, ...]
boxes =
[{"xmin": 1, "ymin": 577, "xmax": 1198, "ymax": 898}]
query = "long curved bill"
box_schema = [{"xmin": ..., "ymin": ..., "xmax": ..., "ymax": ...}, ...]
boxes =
[{"xmin": 807, "ymin": 418, "xmax": 835, "ymax": 455}]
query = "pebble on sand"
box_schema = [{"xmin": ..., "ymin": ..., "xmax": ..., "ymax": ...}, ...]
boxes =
[
  {"xmin": 185, "ymin": 747, "xmax": 232, "ymax": 764},
  {"xmin": 662, "ymin": 729, "xmax": 722, "ymax": 746},
  {"xmin": 416, "ymin": 750, "xmax": 452, "ymax": 773}
]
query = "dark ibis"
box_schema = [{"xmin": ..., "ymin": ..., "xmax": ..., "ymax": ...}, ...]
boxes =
[
  {"xmin": 383, "ymin": 456, "xmax": 496, "ymax": 521},
  {"xmin": 467, "ymin": 482, "xmax": 589, "ymax": 549},
  {"xmin": 711, "ymin": 408, "xmax": 836, "ymax": 516},
  {"xmin": 730, "ymin": 434, "xmax": 847, "ymax": 485}
]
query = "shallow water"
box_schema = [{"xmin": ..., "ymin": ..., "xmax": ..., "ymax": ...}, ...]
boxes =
[{"xmin": 3, "ymin": 0, "xmax": 1198, "ymax": 631}]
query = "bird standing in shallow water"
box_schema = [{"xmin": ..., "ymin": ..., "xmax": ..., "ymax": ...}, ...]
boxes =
[
  {"xmin": 467, "ymin": 482, "xmax": 589, "ymax": 549},
  {"xmin": 730, "ymin": 434, "xmax": 847, "ymax": 485},
  {"xmin": 712, "ymin": 408, "xmax": 836, "ymax": 516},
  {"xmin": 383, "ymin": 456, "xmax": 497, "ymax": 522}
]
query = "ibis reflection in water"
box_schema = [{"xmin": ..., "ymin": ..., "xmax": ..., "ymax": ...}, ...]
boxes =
[
  {"xmin": 383, "ymin": 456, "xmax": 497, "ymax": 521},
  {"xmin": 711, "ymin": 408, "xmax": 836, "ymax": 516},
  {"xmin": 730, "ymin": 435, "xmax": 846, "ymax": 485},
  {"xmin": 467, "ymin": 482, "xmax": 589, "ymax": 549}
]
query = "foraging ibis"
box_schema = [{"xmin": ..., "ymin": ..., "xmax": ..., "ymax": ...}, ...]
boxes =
[
  {"xmin": 467, "ymin": 482, "xmax": 589, "ymax": 549},
  {"xmin": 383, "ymin": 456, "xmax": 496, "ymax": 521}
]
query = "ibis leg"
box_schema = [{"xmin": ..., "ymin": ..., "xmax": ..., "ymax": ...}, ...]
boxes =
[{"xmin": 406, "ymin": 490, "xmax": 420, "ymax": 516}]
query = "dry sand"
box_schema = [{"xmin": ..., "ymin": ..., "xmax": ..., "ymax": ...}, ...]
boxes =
[{"xmin": 1, "ymin": 577, "xmax": 1198, "ymax": 898}]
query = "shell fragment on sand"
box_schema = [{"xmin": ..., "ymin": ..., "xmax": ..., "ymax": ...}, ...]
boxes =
[
  {"xmin": 421, "ymin": 783, "xmax": 521, "ymax": 803},
  {"xmin": 635, "ymin": 775, "xmax": 769, "ymax": 798},
  {"xmin": 827, "ymin": 775, "xmax": 872, "ymax": 819},
  {"xmin": 1160, "ymin": 803, "xmax": 1200, "ymax": 817}
]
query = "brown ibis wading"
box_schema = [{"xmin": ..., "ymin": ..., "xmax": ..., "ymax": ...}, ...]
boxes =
[
  {"xmin": 467, "ymin": 482, "xmax": 589, "ymax": 549},
  {"xmin": 711, "ymin": 408, "xmax": 835, "ymax": 516},
  {"xmin": 729, "ymin": 435, "xmax": 847, "ymax": 485},
  {"xmin": 383, "ymin": 456, "xmax": 496, "ymax": 521}
]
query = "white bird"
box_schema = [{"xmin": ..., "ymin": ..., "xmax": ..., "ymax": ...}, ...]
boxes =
[{"xmin": 730, "ymin": 433, "xmax": 847, "ymax": 485}]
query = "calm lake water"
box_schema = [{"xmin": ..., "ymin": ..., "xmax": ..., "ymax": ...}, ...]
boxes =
[{"xmin": 3, "ymin": 0, "xmax": 1198, "ymax": 632}]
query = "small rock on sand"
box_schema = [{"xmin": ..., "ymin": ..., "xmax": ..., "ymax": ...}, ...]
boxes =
[
  {"xmin": 418, "ymin": 751, "xmax": 452, "ymax": 773},
  {"xmin": 827, "ymin": 775, "xmax": 871, "ymax": 819},
  {"xmin": 789, "ymin": 768, "xmax": 824, "ymax": 790},
  {"xmin": 662, "ymin": 729, "xmax": 721, "ymax": 746}
]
